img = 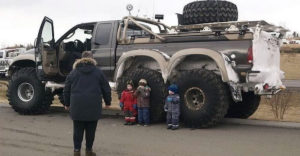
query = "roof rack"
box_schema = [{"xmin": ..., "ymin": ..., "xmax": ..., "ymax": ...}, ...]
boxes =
[{"xmin": 173, "ymin": 21, "xmax": 289, "ymax": 35}]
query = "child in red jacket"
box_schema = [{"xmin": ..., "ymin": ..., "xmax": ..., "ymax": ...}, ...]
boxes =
[{"xmin": 120, "ymin": 81, "xmax": 137, "ymax": 125}]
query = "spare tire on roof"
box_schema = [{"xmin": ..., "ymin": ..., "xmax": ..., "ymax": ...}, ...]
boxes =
[{"xmin": 182, "ymin": 0, "xmax": 238, "ymax": 25}]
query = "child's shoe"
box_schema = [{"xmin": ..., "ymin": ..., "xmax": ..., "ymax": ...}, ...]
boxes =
[
  {"xmin": 129, "ymin": 122, "xmax": 136, "ymax": 125},
  {"xmin": 144, "ymin": 124, "xmax": 149, "ymax": 127},
  {"xmin": 124, "ymin": 122, "xmax": 130, "ymax": 125},
  {"xmin": 172, "ymin": 125, "xmax": 179, "ymax": 130},
  {"xmin": 167, "ymin": 124, "xmax": 172, "ymax": 129}
]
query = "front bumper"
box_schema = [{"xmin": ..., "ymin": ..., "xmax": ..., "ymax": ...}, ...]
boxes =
[{"xmin": 0, "ymin": 70, "xmax": 8, "ymax": 78}]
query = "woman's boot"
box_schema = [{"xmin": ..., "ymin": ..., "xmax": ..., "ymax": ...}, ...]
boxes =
[
  {"xmin": 86, "ymin": 149, "xmax": 96, "ymax": 156},
  {"xmin": 74, "ymin": 150, "xmax": 80, "ymax": 156}
]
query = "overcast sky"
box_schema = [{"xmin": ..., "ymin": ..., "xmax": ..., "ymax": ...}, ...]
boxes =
[{"xmin": 0, "ymin": 0, "xmax": 299, "ymax": 48}]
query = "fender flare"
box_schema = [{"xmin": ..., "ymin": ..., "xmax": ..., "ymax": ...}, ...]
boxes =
[
  {"xmin": 114, "ymin": 49, "xmax": 169, "ymax": 82},
  {"xmin": 8, "ymin": 54, "xmax": 36, "ymax": 76},
  {"xmin": 167, "ymin": 48, "xmax": 237, "ymax": 82},
  {"xmin": 10, "ymin": 53, "xmax": 35, "ymax": 65}
]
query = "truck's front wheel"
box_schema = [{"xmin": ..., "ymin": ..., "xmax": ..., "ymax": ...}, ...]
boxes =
[
  {"xmin": 7, "ymin": 67, "xmax": 54, "ymax": 114},
  {"xmin": 175, "ymin": 69, "xmax": 230, "ymax": 128}
]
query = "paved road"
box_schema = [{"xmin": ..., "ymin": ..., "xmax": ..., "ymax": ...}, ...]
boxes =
[
  {"xmin": 1, "ymin": 106, "xmax": 300, "ymax": 156},
  {"xmin": 283, "ymin": 80, "xmax": 300, "ymax": 89}
]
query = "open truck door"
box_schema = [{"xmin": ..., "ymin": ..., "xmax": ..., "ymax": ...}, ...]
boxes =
[{"xmin": 35, "ymin": 17, "xmax": 58, "ymax": 77}]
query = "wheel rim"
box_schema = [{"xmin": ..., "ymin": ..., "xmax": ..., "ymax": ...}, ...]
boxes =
[
  {"xmin": 184, "ymin": 87, "xmax": 205, "ymax": 111},
  {"xmin": 17, "ymin": 82, "xmax": 34, "ymax": 102}
]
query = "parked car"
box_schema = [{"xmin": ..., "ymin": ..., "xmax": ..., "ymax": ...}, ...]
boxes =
[{"xmin": 0, "ymin": 48, "xmax": 25, "ymax": 78}]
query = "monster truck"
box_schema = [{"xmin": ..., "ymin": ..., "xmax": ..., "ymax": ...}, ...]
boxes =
[{"xmin": 7, "ymin": 14, "xmax": 287, "ymax": 128}]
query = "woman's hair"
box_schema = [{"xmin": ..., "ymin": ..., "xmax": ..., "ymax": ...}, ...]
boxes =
[{"xmin": 82, "ymin": 51, "xmax": 93, "ymax": 58}]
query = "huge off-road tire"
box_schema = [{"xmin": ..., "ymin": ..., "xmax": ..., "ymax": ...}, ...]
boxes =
[
  {"xmin": 183, "ymin": 0, "xmax": 238, "ymax": 25},
  {"xmin": 7, "ymin": 67, "xmax": 54, "ymax": 114},
  {"xmin": 226, "ymin": 92, "xmax": 261, "ymax": 119},
  {"xmin": 117, "ymin": 68, "xmax": 166, "ymax": 123},
  {"xmin": 175, "ymin": 69, "xmax": 230, "ymax": 128}
]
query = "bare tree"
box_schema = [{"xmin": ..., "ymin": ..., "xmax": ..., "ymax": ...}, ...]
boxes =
[
  {"xmin": 266, "ymin": 91, "xmax": 293, "ymax": 120},
  {"xmin": 26, "ymin": 43, "xmax": 34, "ymax": 50},
  {"xmin": 292, "ymin": 31, "xmax": 299, "ymax": 38}
]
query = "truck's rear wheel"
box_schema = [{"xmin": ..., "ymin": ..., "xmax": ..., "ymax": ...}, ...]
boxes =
[
  {"xmin": 226, "ymin": 92, "xmax": 261, "ymax": 119},
  {"xmin": 7, "ymin": 67, "xmax": 54, "ymax": 114},
  {"xmin": 183, "ymin": 0, "xmax": 238, "ymax": 25},
  {"xmin": 175, "ymin": 69, "xmax": 230, "ymax": 128},
  {"xmin": 117, "ymin": 68, "xmax": 166, "ymax": 123}
]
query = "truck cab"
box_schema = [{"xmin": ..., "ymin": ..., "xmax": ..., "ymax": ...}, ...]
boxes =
[
  {"xmin": 35, "ymin": 16, "xmax": 171, "ymax": 82},
  {"xmin": 35, "ymin": 17, "xmax": 119, "ymax": 81}
]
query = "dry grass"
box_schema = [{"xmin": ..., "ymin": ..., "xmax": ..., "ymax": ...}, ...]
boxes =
[
  {"xmin": 281, "ymin": 44, "xmax": 300, "ymax": 53},
  {"xmin": 280, "ymin": 53, "xmax": 300, "ymax": 80}
]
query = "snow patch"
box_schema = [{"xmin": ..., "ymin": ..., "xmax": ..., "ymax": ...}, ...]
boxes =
[{"xmin": 249, "ymin": 27, "xmax": 284, "ymax": 89}]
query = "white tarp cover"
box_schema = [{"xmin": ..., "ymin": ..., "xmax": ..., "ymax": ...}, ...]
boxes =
[{"xmin": 250, "ymin": 27, "xmax": 284, "ymax": 89}]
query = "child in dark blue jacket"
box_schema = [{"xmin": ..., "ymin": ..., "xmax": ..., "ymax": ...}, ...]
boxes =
[{"xmin": 164, "ymin": 84, "xmax": 180, "ymax": 130}]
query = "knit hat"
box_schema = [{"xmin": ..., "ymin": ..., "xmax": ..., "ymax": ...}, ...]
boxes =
[
  {"xmin": 82, "ymin": 51, "xmax": 93, "ymax": 58},
  {"xmin": 168, "ymin": 84, "xmax": 179, "ymax": 94},
  {"xmin": 139, "ymin": 79, "xmax": 147, "ymax": 85}
]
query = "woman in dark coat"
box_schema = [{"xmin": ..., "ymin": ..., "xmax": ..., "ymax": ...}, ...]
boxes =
[{"xmin": 64, "ymin": 51, "xmax": 111, "ymax": 156}]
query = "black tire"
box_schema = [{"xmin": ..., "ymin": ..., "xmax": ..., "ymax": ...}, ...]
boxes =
[
  {"xmin": 226, "ymin": 92, "xmax": 261, "ymax": 119},
  {"xmin": 117, "ymin": 68, "xmax": 166, "ymax": 123},
  {"xmin": 183, "ymin": 0, "xmax": 238, "ymax": 25},
  {"xmin": 7, "ymin": 67, "xmax": 54, "ymax": 114},
  {"xmin": 175, "ymin": 69, "xmax": 230, "ymax": 128}
]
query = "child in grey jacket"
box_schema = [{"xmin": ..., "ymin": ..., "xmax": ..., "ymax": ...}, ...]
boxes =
[{"xmin": 164, "ymin": 84, "xmax": 180, "ymax": 130}]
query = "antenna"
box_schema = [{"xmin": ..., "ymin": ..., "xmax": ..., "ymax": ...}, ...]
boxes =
[
  {"xmin": 137, "ymin": 9, "xmax": 140, "ymax": 17},
  {"xmin": 152, "ymin": 0, "xmax": 155, "ymax": 19},
  {"xmin": 126, "ymin": 4, "xmax": 133, "ymax": 16}
]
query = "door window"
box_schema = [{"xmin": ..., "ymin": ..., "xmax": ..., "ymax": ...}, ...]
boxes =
[
  {"xmin": 95, "ymin": 23, "xmax": 112, "ymax": 45},
  {"xmin": 41, "ymin": 21, "xmax": 54, "ymax": 43},
  {"xmin": 63, "ymin": 28, "xmax": 93, "ymax": 52}
]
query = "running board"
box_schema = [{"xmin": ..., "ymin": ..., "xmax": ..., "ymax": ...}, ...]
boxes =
[{"xmin": 45, "ymin": 81, "xmax": 117, "ymax": 91}]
